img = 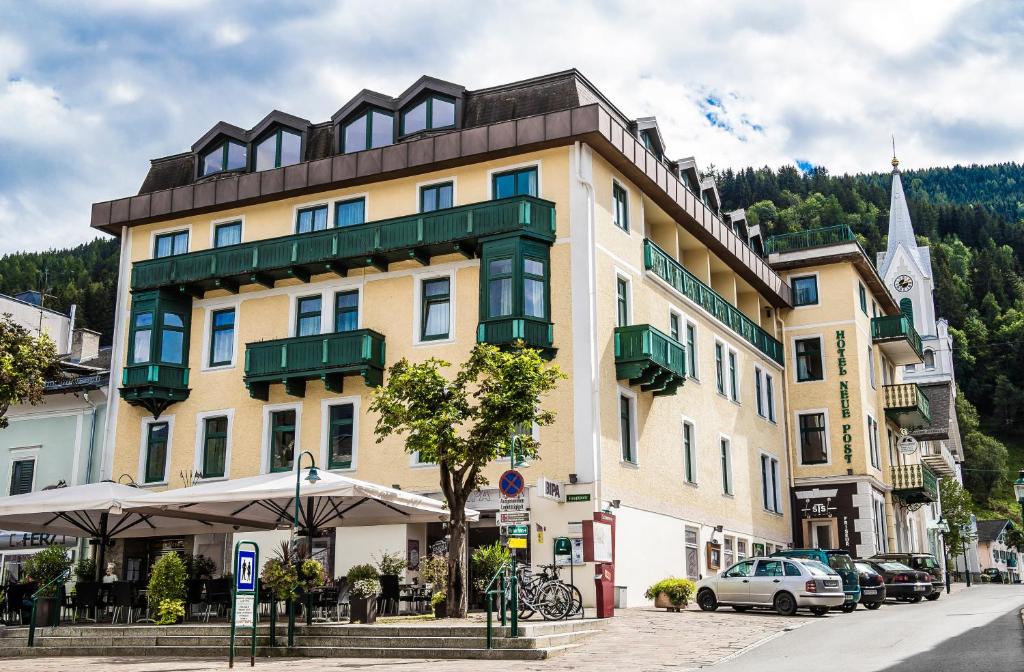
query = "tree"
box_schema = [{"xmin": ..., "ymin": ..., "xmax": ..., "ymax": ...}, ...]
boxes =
[
  {"xmin": 0, "ymin": 313, "xmax": 62, "ymax": 429},
  {"xmin": 370, "ymin": 344, "xmax": 564, "ymax": 617},
  {"xmin": 939, "ymin": 478, "xmax": 975, "ymax": 561}
]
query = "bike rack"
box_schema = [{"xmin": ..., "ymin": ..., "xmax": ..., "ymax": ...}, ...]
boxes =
[{"xmin": 484, "ymin": 560, "xmax": 518, "ymax": 649}]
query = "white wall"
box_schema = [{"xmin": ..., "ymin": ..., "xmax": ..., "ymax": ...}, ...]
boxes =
[
  {"xmin": 614, "ymin": 505, "xmax": 687, "ymax": 608},
  {"xmin": 335, "ymin": 524, "xmax": 408, "ymax": 580}
]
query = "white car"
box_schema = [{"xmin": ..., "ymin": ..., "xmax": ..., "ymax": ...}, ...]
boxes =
[{"xmin": 696, "ymin": 556, "xmax": 847, "ymax": 616}]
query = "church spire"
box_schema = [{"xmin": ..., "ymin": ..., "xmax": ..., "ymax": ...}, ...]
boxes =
[{"xmin": 878, "ymin": 148, "xmax": 920, "ymax": 278}]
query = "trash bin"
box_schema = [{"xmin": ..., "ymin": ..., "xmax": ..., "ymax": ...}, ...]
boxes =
[{"xmin": 614, "ymin": 586, "xmax": 627, "ymax": 608}]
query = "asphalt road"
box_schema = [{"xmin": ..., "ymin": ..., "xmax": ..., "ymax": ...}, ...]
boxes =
[{"xmin": 713, "ymin": 584, "xmax": 1024, "ymax": 672}]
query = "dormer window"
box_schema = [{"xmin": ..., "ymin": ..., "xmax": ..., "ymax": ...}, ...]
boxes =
[
  {"xmin": 254, "ymin": 128, "xmax": 302, "ymax": 171},
  {"xmin": 201, "ymin": 140, "xmax": 247, "ymax": 177},
  {"xmin": 343, "ymin": 109, "xmax": 393, "ymax": 153},
  {"xmin": 400, "ymin": 95, "xmax": 455, "ymax": 135},
  {"xmin": 641, "ymin": 130, "xmax": 663, "ymax": 160}
]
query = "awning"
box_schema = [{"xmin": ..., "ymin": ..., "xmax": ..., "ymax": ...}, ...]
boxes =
[{"xmin": 127, "ymin": 469, "xmax": 478, "ymax": 529}]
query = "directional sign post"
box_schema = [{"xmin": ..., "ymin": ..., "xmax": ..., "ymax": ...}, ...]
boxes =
[
  {"xmin": 230, "ymin": 541, "xmax": 259, "ymax": 668},
  {"xmin": 507, "ymin": 525, "xmax": 530, "ymax": 537}
]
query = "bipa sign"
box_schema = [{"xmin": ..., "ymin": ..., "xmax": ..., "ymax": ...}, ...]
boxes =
[{"xmin": 536, "ymin": 476, "xmax": 565, "ymax": 502}]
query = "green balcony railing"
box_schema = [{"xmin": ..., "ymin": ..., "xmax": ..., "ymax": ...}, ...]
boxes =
[
  {"xmin": 643, "ymin": 240, "xmax": 784, "ymax": 365},
  {"xmin": 131, "ymin": 196, "xmax": 556, "ymax": 293},
  {"xmin": 871, "ymin": 314, "xmax": 924, "ymax": 359},
  {"xmin": 477, "ymin": 317, "xmax": 554, "ymax": 354},
  {"xmin": 119, "ymin": 363, "xmax": 190, "ymax": 418},
  {"xmin": 243, "ymin": 329, "xmax": 386, "ymax": 400},
  {"xmin": 764, "ymin": 225, "xmax": 857, "ymax": 255},
  {"xmin": 884, "ymin": 382, "xmax": 932, "ymax": 429},
  {"xmin": 614, "ymin": 324, "xmax": 686, "ymax": 396},
  {"xmin": 891, "ymin": 463, "xmax": 939, "ymax": 505}
]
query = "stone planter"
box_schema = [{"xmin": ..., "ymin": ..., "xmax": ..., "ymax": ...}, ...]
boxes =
[
  {"xmin": 654, "ymin": 592, "xmax": 684, "ymax": 612},
  {"xmin": 350, "ymin": 595, "xmax": 378, "ymax": 624},
  {"xmin": 34, "ymin": 596, "xmax": 60, "ymax": 627}
]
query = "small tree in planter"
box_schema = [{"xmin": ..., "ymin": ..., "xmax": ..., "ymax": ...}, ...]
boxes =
[
  {"xmin": 645, "ymin": 578, "xmax": 696, "ymax": 612},
  {"xmin": 23, "ymin": 544, "xmax": 72, "ymax": 626},
  {"xmin": 74, "ymin": 557, "xmax": 97, "ymax": 583},
  {"xmin": 346, "ymin": 564, "xmax": 380, "ymax": 624},
  {"xmin": 297, "ymin": 558, "xmax": 326, "ymax": 625},
  {"xmin": 430, "ymin": 590, "xmax": 447, "ymax": 619},
  {"xmin": 148, "ymin": 553, "xmax": 187, "ymax": 625},
  {"xmin": 471, "ymin": 542, "xmax": 510, "ymax": 605},
  {"xmin": 420, "ymin": 554, "xmax": 449, "ymax": 618},
  {"xmin": 261, "ymin": 557, "xmax": 298, "ymax": 643}
]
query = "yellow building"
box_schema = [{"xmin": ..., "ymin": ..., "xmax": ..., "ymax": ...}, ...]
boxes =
[{"xmin": 91, "ymin": 71, "xmax": 794, "ymax": 605}]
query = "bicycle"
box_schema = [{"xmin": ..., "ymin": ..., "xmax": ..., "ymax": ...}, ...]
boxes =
[{"xmin": 509, "ymin": 563, "xmax": 572, "ymax": 620}]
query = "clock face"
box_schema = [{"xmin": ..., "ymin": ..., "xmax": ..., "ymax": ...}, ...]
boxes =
[{"xmin": 894, "ymin": 275, "xmax": 914, "ymax": 293}]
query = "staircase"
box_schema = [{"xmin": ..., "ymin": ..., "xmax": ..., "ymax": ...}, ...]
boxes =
[{"xmin": 0, "ymin": 620, "xmax": 600, "ymax": 660}]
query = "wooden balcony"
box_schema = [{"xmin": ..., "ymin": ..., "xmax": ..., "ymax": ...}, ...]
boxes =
[
  {"xmin": 884, "ymin": 383, "xmax": 932, "ymax": 429},
  {"xmin": 243, "ymin": 329, "xmax": 386, "ymax": 400},
  {"xmin": 476, "ymin": 317, "xmax": 554, "ymax": 356},
  {"xmin": 871, "ymin": 315, "xmax": 924, "ymax": 365},
  {"xmin": 614, "ymin": 324, "xmax": 686, "ymax": 397},
  {"xmin": 891, "ymin": 463, "xmax": 939, "ymax": 505},
  {"xmin": 119, "ymin": 364, "xmax": 190, "ymax": 418}
]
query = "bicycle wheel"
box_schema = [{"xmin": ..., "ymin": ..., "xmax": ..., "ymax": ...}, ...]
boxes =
[
  {"xmin": 566, "ymin": 584, "xmax": 583, "ymax": 617},
  {"xmin": 537, "ymin": 582, "xmax": 572, "ymax": 620}
]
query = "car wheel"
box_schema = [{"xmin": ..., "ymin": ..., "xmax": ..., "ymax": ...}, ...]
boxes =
[
  {"xmin": 732, "ymin": 606, "xmax": 750, "ymax": 612},
  {"xmin": 925, "ymin": 593, "xmax": 941, "ymax": 601},
  {"xmin": 811, "ymin": 607, "xmax": 828, "ymax": 616},
  {"xmin": 865, "ymin": 601, "xmax": 882, "ymax": 610},
  {"xmin": 697, "ymin": 589, "xmax": 718, "ymax": 612},
  {"xmin": 774, "ymin": 592, "xmax": 797, "ymax": 616},
  {"xmin": 909, "ymin": 595, "xmax": 923, "ymax": 604},
  {"xmin": 841, "ymin": 602, "xmax": 857, "ymax": 613}
]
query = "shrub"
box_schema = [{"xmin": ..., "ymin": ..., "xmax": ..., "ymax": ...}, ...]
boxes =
[
  {"xmin": 979, "ymin": 573, "xmax": 992, "ymax": 583},
  {"xmin": 430, "ymin": 589, "xmax": 446, "ymax": 608},
  {"xmin": 375, "ymin": 550, "xmax": 406, "ymax": 576},
  {"xmin": 184, "ymin": 553, "xmax": 217, "ymax": 580},
  {"xmin": 261, "ymin": 558, "xmax": 298, "ymax": 601},
  {"xmin": 471, "ymin": 542, "xmax": 510, "ymax": 591},
  {"xmin": 419, "ymin": 554, "xmax": 448, "ymax": 591},
  {"xmin": 156, "ymin": 598, "xmax": 185, "ymax": 625},
  {"xmin": 350, "ymin": 578, "xmax": 382, "ymax": 599},
  {"xmin": 148, "ymin": 553, "xmax": 187, "ymax": 613},
  {"xmin": 75, "ymin": 557, "xmax": 97, "ymax": 582},
  {"xmin": 24, "ymin": 545, "xmax": 73, "ymax": 597},
  {"xmin": 297, "ymin": 559, "xmax": 326, "ymax": 592},
  {"xmin": 644, "ymin": 578, "xmax": 696, "ymax": 607},
  {"xmin": 346, "ymin": 563, "xmax": 380, "ymax": 583}
]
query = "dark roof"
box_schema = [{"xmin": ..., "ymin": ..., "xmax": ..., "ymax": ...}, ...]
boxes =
[
  {"xmin": 977, "ymin": 519, "xmax": 1011, "ymax": 543},
  {"xmin": 139, "ymin": 153, "xmax": 195, "ymax": 195},
  {"xmin": 911, "ymin": 381, "xmax": 955, "ymax": 441}
]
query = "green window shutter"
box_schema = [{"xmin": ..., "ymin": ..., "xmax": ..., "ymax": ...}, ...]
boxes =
[
  {"xmin": 900, "ymin": 298, "xmax": 914, "ymax": 323},
  {"xmin": 9, "ymin": 459, "xmax": 34, "ymax": 495}
]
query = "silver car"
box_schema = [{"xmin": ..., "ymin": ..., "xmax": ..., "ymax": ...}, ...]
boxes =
[{"xmin": 696, "ymin": 556, "xmax": 847, "ymax": 616}]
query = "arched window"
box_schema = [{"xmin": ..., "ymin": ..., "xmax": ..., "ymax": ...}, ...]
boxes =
[
  {"xmin": 254, "ymin": 128, "xmax": 302, "ymax": 171},
  {"xmin": 924, "ymin": 349, "xmax": 935, "ymax": 370},
  {"xmin": 899, "ymin": 298, "xmax": 914, "ymax": 323}
]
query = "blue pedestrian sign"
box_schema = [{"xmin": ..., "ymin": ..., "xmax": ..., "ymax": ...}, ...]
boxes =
[
  {"xmin": 499, "ymin": 469, "xmax": 525, "ymax": 498},
  {"xmin": 236, "ymin": 549, "xmax": 257, "ymax": 593}
]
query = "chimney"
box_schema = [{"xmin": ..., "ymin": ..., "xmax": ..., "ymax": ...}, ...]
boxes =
[{"xmin": 71, "ymin": 328, "xmax": 101, "ymax": 363}]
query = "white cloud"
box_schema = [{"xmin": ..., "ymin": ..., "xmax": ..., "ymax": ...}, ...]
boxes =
[{"xmin": 213, "ymin": 23, "xmax": 247, "ymax": 47}]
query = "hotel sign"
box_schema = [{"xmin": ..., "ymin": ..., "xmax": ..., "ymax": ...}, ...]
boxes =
[{"xmin": 835, "ymin": 329, "xmax": 853, "ymax": 464}]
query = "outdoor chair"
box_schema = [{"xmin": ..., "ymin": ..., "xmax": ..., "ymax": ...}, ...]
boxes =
[
  {"xmin": 378, "ymin": 575, "xmax": 400, "ymax": 616},
  {"xmin": 334, "ymin": 578, "xmax": 350, "ymax": 621},
  {"xmin": 3, "ymin": 584, "xmax": 27, "ymax": 625},
  {"xmin": 185, "ymin": 579, "xmax": 206, "ymax": 621},
  {"xmin": 257, "ymin": 579, "xmax": 275, "ymax": 617},
  {"xmin": 313, "ymin": 587, "xmax": 337, "ymax": 622},
  {"xmin": 205, "ymin": 579, "xmax": 231, "ymax": 621},
  {"xmin": 109, "ymin": 581, "xmax": 135, "ymax": 624},
  {"xmin": 72, "ymin": 581, "xmax": 100, "ymax": 622}
]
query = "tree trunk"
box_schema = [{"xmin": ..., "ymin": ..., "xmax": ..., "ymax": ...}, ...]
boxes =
[{"xmin": 446, "ymin": 504, "xmax": 468, "ymax": 618}]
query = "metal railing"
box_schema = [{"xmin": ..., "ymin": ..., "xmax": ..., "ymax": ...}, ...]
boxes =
[
  {"xmin": 764, "ymin": 225, "xmax": 857, "ymax": 255},
  {"xmin": 891, "ymin": 463, "xmax": 939, "ymax": 501},
  {"xmin": 871, "ymin": 314, "xmax": 924, "ymax": 359},
  {"xmin": 484, "ymin": 559, "xmax": 518, "ymax": 649},
  {"xmin": 28, "ymin": 568, "xmax": 71, "ymax": 647}
]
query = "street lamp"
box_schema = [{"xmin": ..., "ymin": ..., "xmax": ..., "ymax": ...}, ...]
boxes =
[
  {"xmin": 1013, "ymin": 470, "xmax": 1024, "ymax": 514},
  {"xmin": 289, "ymin": 451, "xmax": 320, "ymax": 646}
]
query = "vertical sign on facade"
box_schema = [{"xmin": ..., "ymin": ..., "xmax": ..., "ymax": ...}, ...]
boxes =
[{"xmin": 835, "ymin": 329, "xmax": 854, "ymax": 464}]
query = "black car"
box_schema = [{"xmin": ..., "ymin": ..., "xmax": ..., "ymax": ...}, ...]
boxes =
[
  {"xmin": 983, "ymin": 567, "xmax": 1008, "ymax": 584},
  {"xmin": 870, "ymin": 553, "xmax": 943, "ymax": 600},
  {"xmin": 853, "ymin": 561, "xmax": 886, "ymax": 609},
  {"xmin": 863, "ymin": 560, "xmax": 932, "ymax": 602}
]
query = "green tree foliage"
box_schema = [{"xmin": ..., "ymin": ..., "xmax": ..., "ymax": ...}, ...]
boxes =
[
  {"xmin": 939, "ymin": 478, "xmax": 975, "ymax": 558},
  {"xmin": 370, "ymin": 343, "xmax": 564, "ymax": 617},
  {"xmin": 147, "ymin": 553, "xmax": 187, "ymax": 615},
  {"xmin": 0, "ymin": 313, "xmax": 62, "ymax": 428}
]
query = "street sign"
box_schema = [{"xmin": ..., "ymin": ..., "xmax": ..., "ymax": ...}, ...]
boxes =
[
  {"xmin": 566, "ymin": 493, "xmax": 591, "ymax": 503},
  {"xmin": 236, "ymin": 549, "xmax": 256, "ymax": 593},
  {"xmin": 508, "ymin": 537, "xmax": 528, "ymax": 549},
  {"xmin": 498, "ymin": 511, "xmax": 531, "ymax": 526},
  {"xmin": 507, "ymin": 524, "xmax": 529, "ymax": 536},
  {"xmin": 499, "ymin": 495, "xmax": 528, "ymax": 513},
  {"xmin": 229, "ymin": 541, "xmax": 259, "ymax": 668},
  {"xmin": 898, "ymin": 434, "xmax": 919, "ymax": 455},
  {"xmin": 499, "ymin": 470, "xmax": 525, "ymax": 498},
  {"xmin": 235, "ymin": 594, "xmax": 255, "ymax": 627}
]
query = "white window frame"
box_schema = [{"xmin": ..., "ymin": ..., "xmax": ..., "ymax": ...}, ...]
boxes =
[
  {"xmin": 150, "ymin": 223, "xmax": 193, "ymax": 259},
  {"xmin": 614, "ymin": 270, "xmax": 633, "ymax": 328},
  {"xmin": 668, "ymin": 307, "xmax": 682, "ymax": 343},
  {"xmin": 332, "ymin": 191, "xmax": 370, "ymax": 225},
  {"xmin": 138, "ymin": 415, "xmax": 175, "ymax": 486},
  {"xmin": 796, "ymin": 408, "xmax": 832, "ymax": 466},
  {"xmin": 714, "ymin": 339, "xmax": 726, "ymax": 396},
  {"xmin": 618, "ymin": 386, "xmax": 639, "ymax": 467},
  {"xmin": 682, "ymin": 415, "xmax": 697, "ymax": 485},
  {"xmin": 260, "ymin": 402, "xmax": 302, "ymax": 474},
  {"xmin": 193, "ymin": 408, "xmax": 234, "ymax": 481},
  {"xmin": 684, "ymin": 525, "xmax": 700, "ymax": 580},
  {"xmin": 7, "ymin": 447, "xmax": 39, "ymax": 496},
  {"xmin": 868, "ymin": 347, "xmax": 876, "ymax": 389},
  {"xmin": 873, "ymin": 493, "xmax": 888, "ymax": 554},
  {"xmin": 760, "ymin": 451, "xmax": 782, "ymax": 514},
  {"xmin": 321, "ymin": 395, "xmax": 361, "ymax": 472},
  {"xmin": 291, "ymin": 291, "xmax": 328, "ymax": 338},
  {"xmin": 719, "ymin": 434, "xmax": 733, "ymax": 496},
  {"xmin": 201, "ymin": 301, "xmax": 241, "ymax": 371},
  {"xmin": 867, "ymin": 414, "xmax": 881, "ymax": 469},
  {"xmin": 486, "ymin": 160, "xmax": 543, "ymax": 200},
  {"xmin": 415, "ymin": 176, "xmax": 458, "ymax": 213},
  {"xmin": 413, "ymin": 268, "xmax": 457, "ymax": 346},
  {"xmin": 209, "ymin": 214, "xmax": 245, "ymax": 248}
]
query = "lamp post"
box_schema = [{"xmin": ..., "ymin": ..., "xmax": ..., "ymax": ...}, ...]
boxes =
[
  {"xmin": 1013, "ymin": 470, "xmax": 1024, "ymax": 522},
  {"xmin": 288, "ymin": 452, "xmax": 320, "ymax": 647},
  {"xmin": 936, "ymin": 517, "xmax": 951, "ymax": 594}
]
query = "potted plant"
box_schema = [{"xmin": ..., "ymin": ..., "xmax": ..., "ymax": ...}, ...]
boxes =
[
  {"xmin": 23, "ymin": 544, "xmax": 72, "ymax": 627},
  {"xmin": 347, "ymin": 563, "xmax": 380, "ymax": 624},
  {"xmin": 470, "ymin": 542, "xmax": 510, "ymax": 606},
  {"xmin": 74, "ymin": 557, "xmax": 97, "ymax": 583},
  {"xmin": 419, "ymin": 553, "xmax": 448, "ymax": 618},
  {"xmin": 184, "ymin": 553, "xmax": 217, "ymax": 580},
  {"xmin": 430, "ymin": 589, "xmax": 447, "ymax": 619},
  {"xmin": 148, "ymin": 553, "xmax": 187, "ymax": 625},
  {"xmin": 645, "ymin": 578, "xmax": 696, "ymax": 612},
  {"xmin": 261, "ymin": 557, "xmax": 298, "ymax": 643},
  {"xmin": 297, "ymin": 558, "xmax": 326, "ymax": 623}
]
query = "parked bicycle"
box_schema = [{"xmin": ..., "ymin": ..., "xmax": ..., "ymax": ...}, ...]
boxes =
[{"xmin": 512, "ymin": 562, "xmax": 582, "ymax": 620}]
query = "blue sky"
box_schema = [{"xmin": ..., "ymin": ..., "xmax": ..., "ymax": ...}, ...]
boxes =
[{"xmin": 0, "ymin": 0, "xmax": 1021, "ymax": 254}]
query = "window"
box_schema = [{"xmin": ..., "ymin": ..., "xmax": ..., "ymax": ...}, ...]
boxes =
[
  {"xmin": 685, "ymin": 527, "xmax": 700, "ymax": 580},
  {"xmin": 8, "ymin": 458, "xmax": 34, "ymax": 495},
  {"xmin": 728, "ymin": 350, "xmax": 738, "ymax": 401},
  {"xmin": 160, "ymin": 312, "xmax": 185, "ymax": 364},
  {"xmin": 721, "ymin": 438, "xmax": 733, "ymax": 495},
  {"xmin": 328, "ymin": 403, "xmax": 354, "ymax": 469},
  {"xmin": 669, "ymin": 313, "xmax": 680, "ymax": 341},
  {"xmin": 420, "ymin": 182, "xmax": 454, "ymax": 212},
  {"xmin": 421, "ymin": 277, "xmax": 451, "ymax": 341},
  {"xmin": 144, "ymin": 422, "xmax": 169, "ymax": 484},
  {"xmin": 209, "ymin": 308, "xmax": 235, "ymax": 367},
  {"xmin": 486, "ymin": 258, "xmax": 513, "ymax": 318},
  {"xmin": 724, "ymin": 537, "xmax": 735, "ymax": 566},
  {"xmin": 868, "ymin": 416, "xmax": 880, "ymax": 469},
  {"xmin": 254, "ymin": 128, "xmax": 301, "ymax": 171},
  {"xmin": 900, "ymin": 298, "xmax": 914, "ymax": 323},
  {"xmin": 335, "ymin": 291, "xmax": 359, "ymax": 332},
  {"xmin": 737, "ymin": 540, "xmax": 748, "ymax": 561},
  {"xmin": 872, "ymin": 300, "xmax": 878, "ymax": 318},
  {"xmin": 755, "ymin": 368, "xmax": 764, "ymax": 417},
  {"xmin": 616, "ymin": 277, "xmax": 629, "ymax": 327},
  {"xmin": 523, "ymin": 258, "xmax": 546, "ymax": 318},
  {"xmin": 859, "ymin": 282, "xmax": 868, "ymax": 314},
  {"xmin": 924, "ymin": 349, "xmax": 935, "ymax": 370},
  {"xmin": 887, "ymin": 428, "xmax": 896, "ymax": 466},
  {"xmin": 132, "ymin": 312, "xmax": 153, "ymax": 364},
  {"xmin": 201, "ymin": 416, "xmax": 228, "ymax": 478},
  {"xmin": 296, "ymin": 205, "xmax": 329, "ymax": 233},
  {"xmin": 612, "ymin": 182, "xmax": 629, "ymax": 231},
  {"xmin": 715, "ymin": 343, "xmax": 725, "ymax": 394},
  {"xmin": 335, "ymin": 198, "xmax": 366, "ymax": 227},
  {"xmin": 868, "ymin": 347, "xmax": 876, "ymax": 389},
  {"xmin": 873, "ymin": 497, "xmax": 888, "ymax": 553},
  {"xmin": 784, "ymin": 562, "xmax": 802, "ymax": 577},
  {"xmin": 201, "ymin": 140, "xmax": 247, "ymax": 176},
  {"xmin": 493, "ymin": 166, "xmax": 538, "ymax": 199},
  {"xmin": 343, "ymin": 109, "xmax": 393, "ymax": 153},
  {"xmin": 296, "ymin": 296, "xmax": 322, "ymax": 337},
  {"xmin": 619, "ymin": 394, "xmax": 635, "ymax": 464},
  {"xmin": 792, "ymin": 275, "xmax": 819, "ymax": 306},
  {"xmin": 686, "ymin": 322, "xmax": 698, "ymax": 379},
  {"xmin": 795, "ymin": 337, "xmax": 824, "ymax": 382},
  {"xmin": 401, "ymin": 95, "xmax": 455, "ymax": 135},
  {"xmin": 765, "ymin": 374, "xmax": 776, "ymax": 422},
  {"xmin": 214, "ymin": 221, "xmax": 242, "ymax": 247},
  {"xmin": 761, "ymin": 454, "xmax": 781, "ymax": 513},
  {"xmin": 682, "ymin": 421, "xmax": 696, "ymax": 484},
  {"xmin": 269, "ymin": 410, "xmax": 296, "ymax": 473},
  {"xmin": 799, "ymin": 412, "xmax": 828, "ymax": 464},
  {"xmin": 154, "ymin": 230, "xmax": 188, "ymax": 258}
]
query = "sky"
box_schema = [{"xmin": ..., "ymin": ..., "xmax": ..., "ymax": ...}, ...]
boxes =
[{"xmin": 1, "ymin": 0, "xmax": 1022, "ymax": 254}]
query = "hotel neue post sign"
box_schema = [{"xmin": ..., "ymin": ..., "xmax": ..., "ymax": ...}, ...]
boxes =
[{"xmin": 835, "ymin": 329, "xmax": 854, "ymax": 464}]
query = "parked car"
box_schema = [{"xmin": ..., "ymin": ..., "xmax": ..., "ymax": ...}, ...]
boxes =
[
  {"xmin": 869, "ymin": 553, "xmax": 943, "ymax": 600},
  {"xmin": 862, "ymin": 560, "xmax": 932, "ymax": 602},
  {"xmin": 853, "ymin": 561, "xmax": 886, "ymax": 610},
  {"xmin": 982, "ymin": 568, "xmax": 1008, "ymax": 584},
  {"xmin": 771, "ymin": 549, "xmax": 861, "ymax": 611},
  {"xmin": 695, "ymin": 556, "xmax": 846, "ymax": 616}
]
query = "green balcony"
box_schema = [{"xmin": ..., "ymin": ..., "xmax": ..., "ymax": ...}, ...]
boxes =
[
  {"xmin": 764, "ymin": 225, "xmax": 857, "ymax": 255},
  {"xmin": 643, "ymin": 240, "xmax": 784, "ymax": 365},
  {"xmin": 871, "ymin": 314, "xmax": 924, "ymax": 365},
  {"xmin": 884, "ymin": 382, "xmax": 932, "ymax": 429},
  {"xmin": 477, "ymin": 317, "xmax": 554, "ymax": 356},
  {"xmin": 244, "ymin": 329, "xmax": 386, "ymax": 400},
  {"xmin": 131, "ymin": 196, "xmax": 556, "ymax": 294},
  {"xmin": 120, "ymin": 364, "xmax": 190, "ymax": 418},
  {"xmin": 614, "ymin": 324, "xmax": 686, "ymax": 397},
  {"xmin": 891, "ymin": 463, "xmax": 939, "ymax": 505}
]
